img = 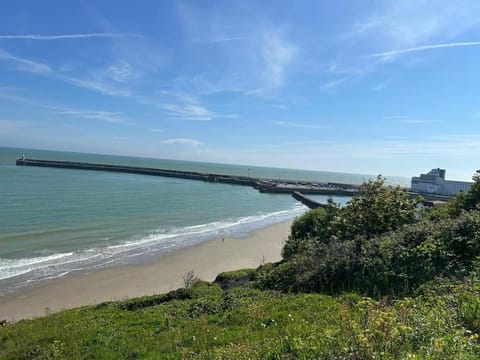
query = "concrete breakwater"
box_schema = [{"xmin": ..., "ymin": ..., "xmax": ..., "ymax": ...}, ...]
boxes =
[{"xmin": 16, "ymin": 158, "xmax": 361, "ymax": 196}]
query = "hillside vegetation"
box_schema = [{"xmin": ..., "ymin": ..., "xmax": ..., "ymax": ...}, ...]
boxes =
[{"xmin": 1, "ymin": 172, "xmax": 480, "ymax": 359}]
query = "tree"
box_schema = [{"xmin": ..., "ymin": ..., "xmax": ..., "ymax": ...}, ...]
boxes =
[
  {"xmin": 450, "ymin": 170, "xmax": 480, "ymax": 213},
  {"xmin": 339, "ymin": 175, "xmax": 421, "ymax": 240},
  {"xmin": 283, "ymin": 176, "xmax": 421, "ymax": 260}
]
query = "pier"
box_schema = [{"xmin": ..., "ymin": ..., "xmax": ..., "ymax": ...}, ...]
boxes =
[
  {"xmin": 16, "ymin": 158, "xmax": 361, "ymax": 196},
  {"xmin": 16, "ymin": 157, "xmax": 453, "ymax": 208},
  {"xmin": 292, "ymin": 192, "xmax": 331, "ymax": 209}
]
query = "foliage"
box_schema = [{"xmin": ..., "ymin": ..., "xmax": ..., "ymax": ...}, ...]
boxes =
[
  {"xmin": 183, "ymin": 270, "xmax": 200, "ymax": 288},
  {"xmin": 259, "ymin": 209, "xmax": 480, "ymax": 296},
  {"xmin": 273, "ymin": 176, "xmax": 424, "ymax": 295},
  {"xmin": 283, "ymin": 176, "xmax": 420, "ymax": 261},
  {"xmin": 283, "ymin": 205, "xmax": 339, "ymax": 260},
  {"xmin": 340, "ymin": 175, "xmax": 420, "ymax": 239},
  {"xmin": 2, "ymin": 280, "xmax": 480, "ymax": 359},
  {"xmin": 449, "ymin": 170, "xmax": 480, "ymax": 215},
  {"xmin": 213, "ymin": 268, "xmax": 256, "ymax": 290}
]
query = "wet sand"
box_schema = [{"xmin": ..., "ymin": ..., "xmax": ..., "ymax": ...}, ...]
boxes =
[{"xmin": 0, "ymin": 221, "xmax": 291, "ymax": 322}]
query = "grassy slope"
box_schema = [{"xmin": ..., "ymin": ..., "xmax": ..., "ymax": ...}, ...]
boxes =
[{"xmin": 1, "ymin": 276, "xmax": 479, "ymax": 359}]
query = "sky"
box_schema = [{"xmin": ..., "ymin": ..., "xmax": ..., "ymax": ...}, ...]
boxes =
[{"xmin": 1, "ymin": 0, "xmax": 480, "ymax": 181}]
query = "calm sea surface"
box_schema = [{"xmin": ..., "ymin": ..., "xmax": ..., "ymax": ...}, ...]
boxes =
[{"xmin": 0, "ymin": 147, "xmax": 408, "ymax": 295}]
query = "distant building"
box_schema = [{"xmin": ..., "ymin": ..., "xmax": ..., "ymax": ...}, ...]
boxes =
[{"xmin": 411, "ymin": 168, "xmax": 472, "ymax": 195}]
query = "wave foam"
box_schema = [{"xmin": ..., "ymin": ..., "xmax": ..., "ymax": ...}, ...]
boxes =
[{"xmin": 0, "ymin": 203, "xmax": 307, "ymax": 294}]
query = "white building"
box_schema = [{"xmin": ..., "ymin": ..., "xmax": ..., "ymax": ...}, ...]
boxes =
[{"xmin": 411, "ymin": 168, "xmax": 472, "ymax": 196}]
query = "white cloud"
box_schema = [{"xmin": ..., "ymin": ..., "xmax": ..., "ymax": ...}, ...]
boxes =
[
  {"xmin": 321, "ymin": 78, "xmax": 347, "ymax": 93},
  {"xmin": 54, "ymin": 108, "xmax": 128, "ymax": 124},
  {"xmin": 176, "ymin": 2, "xmax": 300, "ymax": 94},
  {"xmin": 61, "ymin": 75, "xmax": 132, "ymax": 97},
  {"xmin": 352, "ymin": 1, "xmax": 480, "ymax": 48},
  {"xmin": 0, "ymin": 90, "xmax": 129, "ymax": 124},
  {"xmin": 271, "ymin": 121, "xmax": 331, "ymax": 129},
  {"xmin": 106, "ymin": 61, "xmax": 138, "ymax": 83},
  {"xmin": 0, "ymin": 49, "xmax": 52, "ymax": 73},
  {"xmin": 384, "ymin": 115, "xmax": 441, "ymax": 125},
  {"xmin": 0, "ymin": 51, "xmax": 232, "ymax": 124},
  {"xmin": 0, "ymin": 49, "xmax": 132, "ymax": 97},
  {"xmin": 0, "ymin": 33, "xmax": 141, "ymax": 40},
  {"xmin": 259, "ymin": 30, "xmax": 299, "ymax": 89},
  {"xmin": 155, "ymin": 91, "xmax": 238, "ymax": 121},
  {"xmin": 160, "ymin": 103, "xmax": 213, "ymax": 121},
  {"xmin": 397, "ymin": 119, "xmax": 440, "ymax": 125},
  {"xmin": 371, "ymin": 82, "xmax": 388, "ymax": 91},
  {"xmin": 161, "ymin": 138, "xmax": 203, "ymax": 146},
  {"xmin": 366, "ymin": 41, "xmax": 480, "ymax": 60},
  {"xmin": 191, "ymin": 36, "xmax": 246, "ymax": 44},
  {"xmin": 328, "ymin": 0, "xmax": 480, "ymax": 75}
]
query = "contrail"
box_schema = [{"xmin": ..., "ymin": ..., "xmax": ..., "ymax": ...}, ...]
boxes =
[
  {"xmin": 0, "ymin": 33, "xmax": 142, "ymax": 40},
  {"xmin": 367, "ymin": 41, "xmax": 480, "ymax": 58}
]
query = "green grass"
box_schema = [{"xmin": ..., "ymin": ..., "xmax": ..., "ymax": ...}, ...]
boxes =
[{"xmin": 1, "ymin": 277, "xmax": 479, "ymax": 359}]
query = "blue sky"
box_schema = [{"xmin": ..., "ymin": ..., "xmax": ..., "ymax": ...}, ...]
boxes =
[{"xmin": 1, "ymin": 0, "xmax": 480, "ymax": 180}]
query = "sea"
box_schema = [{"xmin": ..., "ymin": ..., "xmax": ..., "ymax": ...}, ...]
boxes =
[{"xmin": 0, "ymin": 147, "xmax": 409, "ymax": 296}]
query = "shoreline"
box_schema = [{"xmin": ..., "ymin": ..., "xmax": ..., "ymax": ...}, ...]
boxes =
[{"xmin": 0, "ymin": 220, "xmax": 292, "ymax": 322}]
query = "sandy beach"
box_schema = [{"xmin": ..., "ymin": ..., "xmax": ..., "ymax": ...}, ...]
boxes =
[{"xmin": 0, "ymin": 221, "xmax": 291, "ymax": 322}]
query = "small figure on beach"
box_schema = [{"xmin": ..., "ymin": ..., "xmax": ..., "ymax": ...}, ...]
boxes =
[{"xmin": 222, "ymin": 237, "xmax": 224, "ymax": 242}]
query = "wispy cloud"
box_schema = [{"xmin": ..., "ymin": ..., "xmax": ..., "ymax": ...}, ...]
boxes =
[
  {"xmin": 53, "ymin": 108, "xmax": 128, "ymax": 124},
  {"xmin": 321, "ymin": 78, "xmax": 347, "ymax": 93},
  {"xmin": 398, "ymin": 119, "xmax": 440, "ymax": 125},
  {"xmin": 366, "ymin": 41, "xmax": 480, "ymax": 60},
  {"xmin": 0, "ymin": 49, "xmax": 52, "ymax": 73},
  {"xmin": 161, "ymin": 138, "xmax": 203, "ymax": 146},
  {"xmin": 176, "ymin": 2, "xmax": 300, "ymax": 95},
  {"xmin": 384, "ymin": 115, "xmax": 440, "ymax": 125},
  {"xmin": 259, "ymin": 30, "xmax": 299, "ymax": 90},
  {"xmin": 0, "ymin": 89, "xmax": 129, "ymax": 124},
  {"xmin": 0, "ymin": 49, "xmax": 233, "ymax": 123},
  {"xmin": 0, "ymin": 49, "xmax": 132, "ymax": 97},
  {"xmin": 159, "ymin": 102, "xmax": 238, "ymax": 121},
  {"xmin": 160, "ymin": 103, "xmax": 214, "ymax": 121},
  {"xmin": 0, "ymin": 33, "xmax": 141, "ymax": 40},
  {"xmin": 155, "ymin": 90, "xmax": 238, "ymax": 121},
  {"xmin": 105, "ymin": 61, "xmax": 138, "ymax": 83},
  {"xmin": 192, "ymin": 36, "xmax": 246, "ymax": 44},
  {"xmin": 371, "ymin": 82, "xmax": 388, "ymax": 91},
  {"xmin": 351, "ymin": 1, "xmax": 480, "ymax": 48},
  {"xmin": 332, "ymin": 1, "xmax": 480, "ymax": 75},
  {"xmin": 61, "ymin": 75, "xmax": 132, "ymax": 97},
  {"xmin": 150, "ymin": 128, "xmax": 165, "ymax": 133},
  {"xmin": 271, "ymin": 120, "xmax": 331, "ymax": 129}
]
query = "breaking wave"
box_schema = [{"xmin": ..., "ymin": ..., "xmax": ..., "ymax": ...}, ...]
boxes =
[{"xmin": 0, "ymin": 203, "xmax": 306, "ymax": 295}]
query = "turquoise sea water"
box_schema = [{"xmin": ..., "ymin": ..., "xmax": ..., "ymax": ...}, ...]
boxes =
[{"xmin": 0, "ymin": 147, "xmax": 408, "ymax": 295}]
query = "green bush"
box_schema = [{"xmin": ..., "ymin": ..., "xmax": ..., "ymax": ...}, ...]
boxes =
[
  {"xmin": 284, "ymin": 176, "xmax": 420, "ymax": 261},
  {"xmin": 261, "ymin": 210, "xmax": 480, "ymax": 297},
  {"xmin": 213, "ymin": 268, "xmax": 256, "ymax": 290},
  {"xmin": 450, "ymin": 170, "xmax": 480, "ymax": 214}
]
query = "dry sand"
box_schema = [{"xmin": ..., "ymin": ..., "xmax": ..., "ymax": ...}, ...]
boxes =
[{"xmin": 0, "ymin": 221, "xmax": 291, "ymax": 322}]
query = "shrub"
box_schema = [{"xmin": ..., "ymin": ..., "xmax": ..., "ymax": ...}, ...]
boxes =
[
  {"xmin": 283, "ymin": 176, "xmax": 420, "ymax": 262},
  {"xmin": 441, "ymin": 170, "xmax": 480, "ymax": 216}
]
